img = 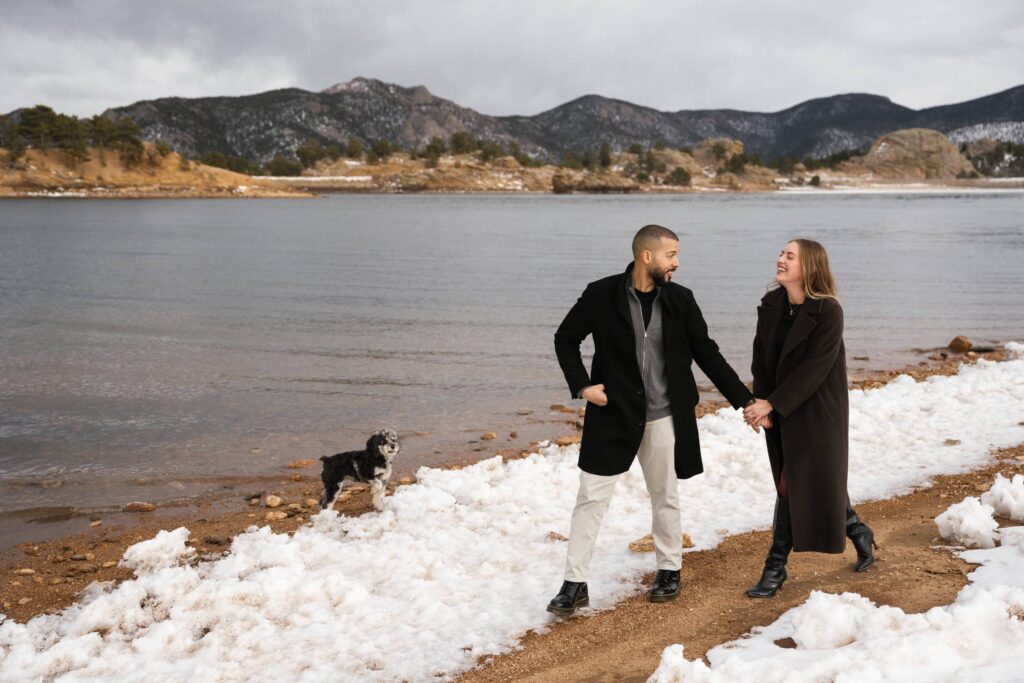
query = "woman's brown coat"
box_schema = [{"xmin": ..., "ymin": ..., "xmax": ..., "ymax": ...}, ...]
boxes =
[{"xmin": 752, "ymin": 287, "xmax": 848, "ymax": 553}]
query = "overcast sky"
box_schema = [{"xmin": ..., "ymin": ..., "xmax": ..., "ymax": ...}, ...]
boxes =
[{"xmin": 3, "ymin": 0, "xmax": 1023, "ymax": 118}]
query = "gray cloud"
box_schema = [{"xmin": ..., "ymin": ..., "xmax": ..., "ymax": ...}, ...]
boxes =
[{"xmin": 2, "ymin": 0, "xmax": 1023, "ymax": 118}]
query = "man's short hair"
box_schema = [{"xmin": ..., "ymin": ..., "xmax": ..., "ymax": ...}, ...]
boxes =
[{"xmin": 632, "ymin": 224, "xmax": 679, "ymax": 257}]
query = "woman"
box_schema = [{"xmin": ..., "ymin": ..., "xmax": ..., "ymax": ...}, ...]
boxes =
[{"xmin": 742, "ymin": 239, "xmax": 876, "ymax": 598}]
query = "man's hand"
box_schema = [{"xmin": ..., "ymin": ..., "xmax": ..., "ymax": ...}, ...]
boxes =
[
  {"xmin": 581, "ymin": 384, "xmax": 608, "ymax": 407},
  {"xmin": 748, "ymin": 414, "xmax": 773, "ymax": 433}
]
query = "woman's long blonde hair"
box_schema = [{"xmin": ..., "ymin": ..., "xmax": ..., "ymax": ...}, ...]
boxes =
[{"xmin": 775, "ymin": 238, "xmax": 839, "ymax": 300}]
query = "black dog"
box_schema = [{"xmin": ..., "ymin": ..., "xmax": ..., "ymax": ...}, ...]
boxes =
[{"xmin": 319, "ymin": 428, "xmax": 400, "ymax": 511}]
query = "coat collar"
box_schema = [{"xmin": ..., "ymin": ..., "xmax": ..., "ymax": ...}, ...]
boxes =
[
  {"xmin": 759, "ymin": 287, "xmax": 825, "ymax": 366},
  {"xmin": 619, "ymin": 262, "xmax": 673, "ymax": 323}
]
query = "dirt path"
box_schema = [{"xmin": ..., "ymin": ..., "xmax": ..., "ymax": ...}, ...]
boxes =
[{"xmin": 456, "ymin": 445, "xmax": 1024, "ymax": 682}]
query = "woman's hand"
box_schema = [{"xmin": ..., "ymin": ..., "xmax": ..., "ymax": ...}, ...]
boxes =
[
  {"xmin": 581, "ymin": 384, "xmax": 608, "ymax": 407},
  {"xmin": 744, "ymin": 399, "xmax": 773, "ymax": 429}
]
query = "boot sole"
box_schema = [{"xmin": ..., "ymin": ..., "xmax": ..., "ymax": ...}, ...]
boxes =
[
  {"xmin": 745, "ymin": 585, "xmax": 783, "ymax": 598},
  {"xmin": 648, "ymin": 589, "xmax": 680, "ymax": 603},
  {"xmin": 546, "ymin": 596, "xmax": 589, "ymax": 616}
]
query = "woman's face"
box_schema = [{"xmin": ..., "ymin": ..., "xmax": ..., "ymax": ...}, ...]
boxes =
[{"xmin": 776, "ymin": 241, "xmax": 803, "ymax": 288}]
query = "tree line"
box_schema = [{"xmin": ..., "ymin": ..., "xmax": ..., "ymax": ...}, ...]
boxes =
[{"xmin": 1, "ymin": 105, "xmax": 153, "ymax": 167}]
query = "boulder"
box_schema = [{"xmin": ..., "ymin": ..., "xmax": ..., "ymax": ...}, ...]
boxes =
[
  {"xmin": 862, "ymin": 129, "xmax": 977, "ymax": 179},
  {"xmin": 948, "ymin": 335, "xmax": 973, "ymax": 353}
]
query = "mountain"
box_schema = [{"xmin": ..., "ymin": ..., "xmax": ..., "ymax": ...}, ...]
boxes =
[{"xmin": 101, "ymin": 78, "xmax": 1024, "ymax": 164}]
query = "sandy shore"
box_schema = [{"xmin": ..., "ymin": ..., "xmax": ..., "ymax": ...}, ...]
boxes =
[{"xmin": 0, "ymin": 347, "xmax": 1017, "ymax": 665}]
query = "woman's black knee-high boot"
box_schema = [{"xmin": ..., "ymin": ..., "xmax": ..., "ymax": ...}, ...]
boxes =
[
  {"xmin": 845, "ymin": 505, "xmax": 877, "ymax": 572},
  {"xmin": 746, "ymin": 496, "xmax": 792, "ymax": 598}
]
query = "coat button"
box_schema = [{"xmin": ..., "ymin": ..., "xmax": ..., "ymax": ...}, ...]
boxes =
[
  {"xmin": 637, "ymin": 421, "xmax": 643, "ymax": 427},
  {"xmin": 637, "ymin": 389, "xmax": 643, "ymax": 396}
]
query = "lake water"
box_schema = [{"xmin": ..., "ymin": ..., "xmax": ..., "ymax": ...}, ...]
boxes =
[{"xmin": 2, "ymin": 192, "xmax": 1023, "ymax": 532}]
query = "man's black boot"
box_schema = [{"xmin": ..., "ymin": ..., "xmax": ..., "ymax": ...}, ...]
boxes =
[
  {"xmin": 649, "ymin": 569, "xmax": 681, "ymax": 602},
  {"xmin": 547, "ymin": 580, "xmax": 589, "ymax": 616},
  {"xmin": 746, "ymin": 496, "xmax": 792, "ymax": 598},
  {"xmin": 846, "ymin": 505, "xmax": 878, "ymax": 572}
]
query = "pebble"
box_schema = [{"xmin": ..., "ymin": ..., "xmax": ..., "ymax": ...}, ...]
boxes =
[
  {"xmin": 291, "ymin": 474, "xmax": 303, "ymax": 482},
  {"xmin": 516, "ymin": 409, "xmax": 533, "ymax": 415},
  {"xmin": 249, "ymin": 498, "xmax": 259, "ymax": 506},
  {"xmin": 547, "ymin": 531, "xmax": 568, "ymax": 542},
  {"xmin": 555, "ymin": 435, "xmax": 581, "ymax": 447},
  {"xmin": 348, "ymin": 484, "xmax": 368, "ymax": 493},
  {"xmin": 50, "ymin": 577, "xmax": 65, "ymax": 585},
  {"xmin": 101, "ymin": 561, "xmax": 117, "ymax": 569},
  {"xmin": 948, "ymin": 335, "xmax": 972, "ymax": 353},
  {"xmin": 18, "ymin": 597, "xmax": 31, "ymax": 605},
  {"xmin": 90, "ymin": 520, "xmax": 103, "ymax": 528},
  {"xmin": 203, "ymin": 536, "xmax": 230, "ymax": 546},
  {"xmin": 32, "ymin": 576, "xmax": 44, "ymax": 585},
  {"xmin": 265, "ymin": 495, "xmax": 283, "ymax": 508},
  {"xmin": 304, "ymin": 498, "xmax": 320, "ymax": 507},
  {"xmin": 337, "ymin": 491, "xmax": 353, "ymax": 502},
  {"xmin": 265, "ymin": 511, "xmax": 288, "ymax": 521},
  {"xmin": 121, "ymin": 501, "xmax": 156, "ymax": 512},
  {"xmin": 398, "ymin": 477, "xmax": 415, "ymax": 485},
  {"xmin": 550, "ymin": 404, "xmax": 575, "ymax": 414},
  {"xmin": 509, "ymin": 432, "xmax": 518, "ymax": 439},
  {"xmin": 944, "ymin": 439, "xmax": 961, "ymax": 446},
  {"xmin": 13, "ymin": 568, "xmax": 35, "ymax": 576},
  {"xmin": 481, "ymin": 432, "xmax": 497, "ymax": 441},
  {"xmin": 286, "ymin": 503, "xmax": 302, "ymax": 511},
  {"xmin": 287, "ymin": 459, "xmax": 316, "ymax": 468}
]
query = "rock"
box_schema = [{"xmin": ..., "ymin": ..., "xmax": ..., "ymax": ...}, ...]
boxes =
[
  {"xmin": 304, "ymin": 498, "xmax": 320, "ymax": 507},
  {"xmin": 578, "ymin": 407, "xmax": 586, "ymax": 417},
  {"xmin": 348, "ymin": 484, "xmax": 369, "ymax": 493},
  {"xmin": 50, "ymin": 577, "xmax": 65, "ymax": 585},
  {"xmin": 18, "ymin": 597, "xmax": 31, "ymax": 605},
  {"xmin": 69, "ymin": 553, "xmax": 94, "ymax": 562},
  {"xmin": 90, "ymin": 520, "xmax": 102, "ymax": 528},
  {"xmin": 481, "ymin": 432, "xmax": 497, "ymax": 441},
  {"xmin": 554, "ymin": 435, "xmax": 581, "ymax": 447},
  {"xmin": 32, "ymin": 576, "xmax": 44, "ymax": 585},
  {"xmin": 508, "ymin": 432, "xmax": 518, "ymax": 439},
  {"xmin": 337, "ymin": 491, "xmax": 353, "ymax": 503},
  {"xmin": 974, "ymin": 483, "xmax": 990, "ymax": 492},
  {"xmin": 682, "ymin": 533, "xmax": 694, "ymax": 549},
  {"xmin": 575, "ymin": 419, "xmax": 585, "ymax": 429},
  {"xmin": 203, "ymin": 536, "xmax": 230, "ymax": 546},
  {"xmin": 121, "ymin": 501, "xmax": 156, "ymax": 512},
  {"xmin": 287, "ymin": 459, "xmax": 316, "ymax": 468},
  {"xmin": 948, "ymin": 336, "xmax": 973, "ymax": 352},
  {"xmin": 264, "ymin": 495, "xmax": 283, "ymax": 508},
  {"xmin": 13, "ymin": 568, "xmax": 35, "ymax": 576},
  {"xmin": 944, "ymin": 439, "xmax": 961, "ymax": 446},
  {"xmin": 861, "ymin": 129, "xmax": 977, "ymax": 180},
  {"xmin": 398, "ymin": 477, "xmax": 414, "ymax": 485},
  {"xmin": 290, "ymin": 474, "xmax": 303, "ymax": 481},
  {"xmin": 549, "ymin": 404, "xmax": 575, "ymax": 414},
  {"xmin": 78, "ymin": 564, "xmax": 98, "ymax": 574},
  {"xmin": 265, "ymin": 511, "xmax": 288, "ymax": 521},
  {"xmin": 286, "ymin": 503, "xmax": 302, "ymax": 511},
  {"xmin": 516, "ymin": 410, "xmax": 532, "ymax": 416},
  {"xmin": 248, "ymin": 498, "xmax": 259, "ymax": 506},
  {"xmin": 101, "ymin": 561, "xmax": 117, "ymax": 569},
  {"xmin": 853, "ymin": 355, "xmax": 870, "ymax": 361},
  {"xmin": 547, "ymin": 531, "xmax": 568, "ymax": 542}
]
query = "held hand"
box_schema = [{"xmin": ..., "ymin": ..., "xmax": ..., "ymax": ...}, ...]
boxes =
[
  {"xmin": 743, "ymin": 399, "xmax": 773, "ymax": 424},
  {"xmin": 746, "ymin": 413, "xmax": 772, "ymax": 433},
  {"xmin": 581, "ymin": 384, "xmax": 608, "ymax": 407}
]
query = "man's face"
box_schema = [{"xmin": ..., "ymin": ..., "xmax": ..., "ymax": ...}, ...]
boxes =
[{"xmin": 645, "ymin": 238, "xmax": 680, "ymax": 286}]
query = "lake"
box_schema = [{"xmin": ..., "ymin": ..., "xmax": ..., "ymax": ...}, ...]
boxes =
[{"xmin": 2, "ymin": 191, "xmax": 1023, "ymax": 531}]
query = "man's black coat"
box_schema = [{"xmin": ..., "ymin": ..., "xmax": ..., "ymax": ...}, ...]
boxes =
[{"xmin": 555, "ymin": 264, "xmax": 753, "ymax": 478}]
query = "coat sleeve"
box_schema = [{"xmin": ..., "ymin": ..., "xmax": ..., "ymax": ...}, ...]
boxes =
[
  {"xmin": 685, "ymin": 292, "xmax": 754, "ymax": 409},
  {"xmin": 752, "ymin": 331, "xmax": 768, "ymax": 398},
  {"xmin": 554, "ymin": 284, "xmax": 594, "ymax": 399},
  {"xmin": 767, "ymin": 302, "xmax": 843, "ymax": 417}
]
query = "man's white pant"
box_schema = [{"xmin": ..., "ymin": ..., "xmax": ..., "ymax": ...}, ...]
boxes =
[{"xmin": 563, "ymin": 416, "xmax": 680, "ymax": 582}]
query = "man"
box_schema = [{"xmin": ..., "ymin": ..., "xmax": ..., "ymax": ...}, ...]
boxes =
[{"xmin": 548, "ymin": 224, "xmax": 754, "ymax": 616}]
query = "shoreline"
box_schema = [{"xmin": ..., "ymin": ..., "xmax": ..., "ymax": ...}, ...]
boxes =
[
  {"xmin": 2, "ymin": 178, "xmax": 1023, "ymax": 200},
  {"xmin": 0, "ymin": 344, "xmax": 1011, "ymax": 624}
]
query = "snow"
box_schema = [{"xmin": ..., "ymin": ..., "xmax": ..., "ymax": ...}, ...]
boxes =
[
  {"xmin": 649, "ymin": 480, "xmax": 1024, "ymax": 682},
  {"xmin": 2, "ymin": 347, "xmax": 1024, "ymax": 681},
  {"xmin": 935, "ymin": 496, "xmax": 999, "ymax": 548},
  {"xmin": 982, "ymin": 474, "xmax": 1024, "ymax": 521}
]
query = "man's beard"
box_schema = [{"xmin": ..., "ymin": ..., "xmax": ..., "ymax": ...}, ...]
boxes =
[{"xmin": 651, "ymin": 267, "xmax": 673, "ymax": 287}]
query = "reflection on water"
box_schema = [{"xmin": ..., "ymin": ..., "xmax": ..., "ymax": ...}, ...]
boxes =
[{"xmin": 1, "ymin": 193, "xmax": 1023, "ymax": 518}]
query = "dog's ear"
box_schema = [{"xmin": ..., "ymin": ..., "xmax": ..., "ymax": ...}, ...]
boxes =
[
  {"xmin": 320, "ymin": 455, "xmax": 328, "ymax": 461},
  {"xmin": 366, "ymin": 434, "xmax": 379, "ymax": 451}
]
